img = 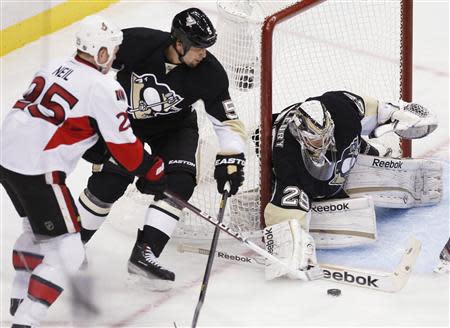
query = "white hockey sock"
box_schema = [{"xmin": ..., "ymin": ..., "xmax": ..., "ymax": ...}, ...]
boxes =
[
  {"xmin": 77, "ymin": 188, "xmax": 112, "ymax": 230},
  {"xmin": 144, "ymin": 199, "xmax": 181, "ymax": 238}
]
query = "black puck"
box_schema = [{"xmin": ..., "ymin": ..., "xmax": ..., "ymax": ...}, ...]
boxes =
[{"xmin": 327, "ymin": 288, "xmax": 341, "ymax": 297}]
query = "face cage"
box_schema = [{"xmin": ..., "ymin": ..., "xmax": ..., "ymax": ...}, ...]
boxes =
[
  {"xmin": 300, "ymin": 131, "xmax": 335, "ymax": 163},
  {"xmin": 289, "ymin": 116, "xmax": 335, "ymax": 165}
]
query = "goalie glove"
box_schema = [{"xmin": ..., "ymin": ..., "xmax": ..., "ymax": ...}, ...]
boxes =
[
  {"xmin": 214, "ymin": 153, "xmax": 245, "ymax": 196},
  {"xmin": 374, "ymin": 101, "xmax": 438, "ymax": 139}
]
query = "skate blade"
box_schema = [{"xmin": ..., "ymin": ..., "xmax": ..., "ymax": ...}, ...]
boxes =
[{"xmin": 127, "ymin": 263, "xmax": 174, "ymax": 292}]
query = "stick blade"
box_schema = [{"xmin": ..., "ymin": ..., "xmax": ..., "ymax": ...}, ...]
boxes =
[{"xmin": 389, "ymin": 236, "xmax": 422, "ymax": 291}]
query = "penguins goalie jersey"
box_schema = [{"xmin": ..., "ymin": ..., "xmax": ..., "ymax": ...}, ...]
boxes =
[{"xmin": 1, "ymin": 56, "xmax": 144, "ymax": 176}]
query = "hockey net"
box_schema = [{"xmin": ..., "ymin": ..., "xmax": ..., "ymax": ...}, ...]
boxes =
[{"xmin": 112, "ymin": 0, "xmax": 412, "ymax": 241}]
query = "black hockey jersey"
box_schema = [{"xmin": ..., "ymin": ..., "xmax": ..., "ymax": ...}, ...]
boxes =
[
  {"xmin": 271, "ymin": 91, "xmax": 364, "ymax": 209},
  {"xmin": 112, "ymin": 28, "xmax": 245, "ymax": 155}
]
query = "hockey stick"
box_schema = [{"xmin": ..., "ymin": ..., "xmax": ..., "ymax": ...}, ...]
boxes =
[
  {"xmin": 178, "ymin": 236, "xmax": 421, "ymax": 293},
  {"xmin": 191, "ymin": 184, "xmax": 230, "ymax": 328},
  {"xmin": 163, "ymin": 190, "xmax": 323, "ymax": 281}
]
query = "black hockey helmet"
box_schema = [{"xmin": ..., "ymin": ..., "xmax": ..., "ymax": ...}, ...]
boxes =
[{"xmin": 171, "ymin": 8, "xmax": 217, "ymax": 53}]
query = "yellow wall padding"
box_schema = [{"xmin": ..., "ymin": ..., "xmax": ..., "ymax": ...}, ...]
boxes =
[{"xmin": 1, "ymin": 0, "xmax": 119, "ymax": 57}]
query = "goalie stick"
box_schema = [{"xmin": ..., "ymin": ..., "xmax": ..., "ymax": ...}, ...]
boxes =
[
  {"xmin": 177, "ymin": 236, "xmax": 421, "ymax": 293},
  {"xmin": 164, "ymin": 190, "xmax": 323, "ymax": 282}
]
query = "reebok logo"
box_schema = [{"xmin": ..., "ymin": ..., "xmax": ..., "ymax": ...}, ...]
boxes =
[
  {"xmin": 322, "ymin": 269, "xmax": 379, "ymax": 288},
  {"xmin": 312, "ymin": 202, "xmax": 349, "ymax": 213},
  {"xmin": 264, "ymin": 227, "xmax": 274, "ymax": 254},
  {"xmin": 372, "ymin": 158, "xmax": 403, "ymax": 169},
  {"xmin": 218, "ymin": 251, "xmax": 252, "ymax": 263}
]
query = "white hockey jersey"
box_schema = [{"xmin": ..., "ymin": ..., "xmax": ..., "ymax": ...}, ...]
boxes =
[{"xmin": 1, "ymin": 56, "xmax": 146, "ymax": 175}]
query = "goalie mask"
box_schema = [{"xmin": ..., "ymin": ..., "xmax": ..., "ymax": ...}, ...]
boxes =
[{"xmin": 288, "ymin": 100, "xmax": 337, "ymax": 181}]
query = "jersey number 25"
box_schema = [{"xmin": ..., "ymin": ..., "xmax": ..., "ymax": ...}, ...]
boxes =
[{"xmin": 13, "ymin": 76, "xmax": 79, "ymax": 125}]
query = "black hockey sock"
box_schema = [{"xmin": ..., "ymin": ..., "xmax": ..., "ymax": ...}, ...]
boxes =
[
  {"xmin": 80, "ymin": 227, "xmax": 97, "ymax": 244},
  {"xmin": 142, "ymin": 225, "xmax": 170, "ymax": 257}
]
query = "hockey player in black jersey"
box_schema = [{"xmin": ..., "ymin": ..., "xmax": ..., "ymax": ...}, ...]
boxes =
[
  {"xmin": 77, "ymin": 8, "xmax": 247, "ymax": 289},
  {"xmin": 264, "ymin": 91, "xmax": 438, "ymax": 280}
]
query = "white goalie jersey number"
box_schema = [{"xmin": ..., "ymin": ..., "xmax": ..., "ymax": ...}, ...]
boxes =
[{"xmin": 281, "ymin": 186, "xmax": 310, "ymax": 211}]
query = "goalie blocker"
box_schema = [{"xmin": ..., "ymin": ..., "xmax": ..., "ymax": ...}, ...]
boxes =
[{"xmin": 345, "ymin": 154, "xmax": 443, "ymax": 208}]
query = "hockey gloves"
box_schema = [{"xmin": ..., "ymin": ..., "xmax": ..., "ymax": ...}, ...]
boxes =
[
  {"xmin": 214, "ymin": 153, "xmax": 245, "ymax": 196},
  {"xmin": 136, "ymin": 156, "xmax": 166, "ymax": 198}
]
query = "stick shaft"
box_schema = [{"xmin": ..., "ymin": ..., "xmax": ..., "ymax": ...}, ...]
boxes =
[{"xmin": 191, "ymin": 187, "xmax": 229, "ymax": 328}]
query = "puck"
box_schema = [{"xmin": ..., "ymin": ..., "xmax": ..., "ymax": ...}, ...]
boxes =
[{"xmin": 327, "ymin": 288, "xmax": 341, "ymax": 297}]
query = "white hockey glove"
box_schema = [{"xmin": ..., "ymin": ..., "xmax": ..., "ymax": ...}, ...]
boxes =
[
  {"xmin": 374, "ymin": 101, "xmax": 438, "ymax": 139},
  {"xmin": 264, "ymin": 218, "xmax": 319, "ymax": 280}
]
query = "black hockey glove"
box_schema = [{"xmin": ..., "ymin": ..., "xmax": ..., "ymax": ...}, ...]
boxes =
[
  {"xmin": 136, "ymin": 156, "xmax": 166, "ymax": 198},
  {"xmin": 82, "ymin": 138, "xmax": 109, "ymax": 164},
  {"xmin": 214, "ymin": 153, "xmax": 245, "ymax": 196}
]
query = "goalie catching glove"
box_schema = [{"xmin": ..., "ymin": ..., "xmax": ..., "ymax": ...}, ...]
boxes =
[
  {"xmin": 214, "ymin": 153, "xmax": 245, "ymax": 195},
  {"xmin": 374, "ymin": 100, "xmax": 438, "ymax": 139}
]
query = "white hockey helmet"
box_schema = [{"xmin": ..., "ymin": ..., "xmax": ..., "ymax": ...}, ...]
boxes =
[
  {"xmin": 76, "ymin": 15, "xmax": 123, "ymax": 66},
  {"xmin": 288, "ymin": 100, "xmax": 336, "ymax": 180}
]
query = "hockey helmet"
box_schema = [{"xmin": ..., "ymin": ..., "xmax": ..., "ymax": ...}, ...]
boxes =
[
  {"xmin": 288, "ymin": 100, "xmax": 337, "ymax": 180},
  {"xmin": 76, "ymin": 15, "xmax": 123, "ymax": 65},
  {"xmin": 171, "ymin": 8, "xmax": 217, "ymax": 52}
]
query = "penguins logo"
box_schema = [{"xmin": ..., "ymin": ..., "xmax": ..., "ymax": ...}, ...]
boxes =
[
  {"xmin": 329, "ymin": 137, "xmax": 360, "ymax": 186},
  {"xmin": 129, "ymin": 73, "xmax": 184, "ymax": 119}
]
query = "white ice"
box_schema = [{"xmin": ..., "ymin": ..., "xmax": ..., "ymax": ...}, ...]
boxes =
[{"xmin": 1, "ymin": 1, "xmax": 449, "ymax": 327}]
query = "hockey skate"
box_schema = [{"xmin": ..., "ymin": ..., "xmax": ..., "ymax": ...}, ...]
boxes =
[{"xmin": 127, "ymin": 231, "xmax": 175, "ymax": 291}]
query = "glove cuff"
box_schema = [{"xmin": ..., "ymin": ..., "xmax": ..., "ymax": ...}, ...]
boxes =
[{"xmin": 215, "ymin": 153, "xmax": 246, "ymax": 167}]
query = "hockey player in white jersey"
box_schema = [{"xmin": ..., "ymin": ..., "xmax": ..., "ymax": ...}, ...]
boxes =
[{"xmin": 0, "ymin": 16, "xmax": 165, "ymax": 327}]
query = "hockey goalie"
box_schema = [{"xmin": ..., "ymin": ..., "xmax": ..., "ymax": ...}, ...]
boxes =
[{"xmin": 265, "ymin": 90, "xmax": 442, "ymax": 280}]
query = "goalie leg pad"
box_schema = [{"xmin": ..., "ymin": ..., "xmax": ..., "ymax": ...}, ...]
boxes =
[
  {"xmin": 345, "ymin": 154, "xmax": 443, "ymax": 208},
  {"xmin": 310, "ymin": 196, "xmax": 377, "ymax": 249}
]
